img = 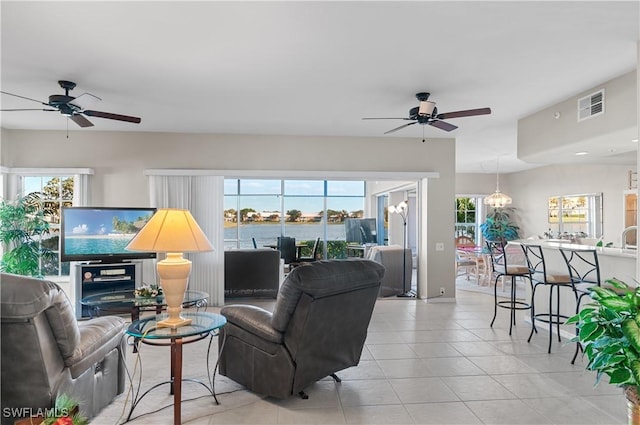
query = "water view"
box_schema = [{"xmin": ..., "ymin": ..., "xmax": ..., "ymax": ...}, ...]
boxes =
[{"xmin": 225, "ymin": 223, "xmax": 346, "ymax": 249}]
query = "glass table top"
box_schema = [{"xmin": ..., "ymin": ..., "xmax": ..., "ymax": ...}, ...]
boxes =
[
  {"xmin": 80, "ymin": 289, "xmax": 208, "ymax": 308},
  {"xmin": 126, "ymin": 311, "xmax": 227, "ymax": 339}
]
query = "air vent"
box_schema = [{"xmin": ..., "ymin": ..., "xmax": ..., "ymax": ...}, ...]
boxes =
[{"xmin": 577, "ymin": 89, "xmax": 605, "ymax": 121}]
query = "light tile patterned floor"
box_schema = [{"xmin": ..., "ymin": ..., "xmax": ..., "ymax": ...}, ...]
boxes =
[{"xmin": 92, "ymin": 288, "xmax": 627, "ymax": 425}]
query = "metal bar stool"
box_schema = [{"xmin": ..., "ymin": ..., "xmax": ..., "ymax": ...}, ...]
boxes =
[
  {"xmin": 486, "ymin": 241, "xmax": 533, "ymax": 335},
  {"xmin": 521, "ymin": 244, "xmax": 573, "ymax": 353},
  {"xmin": 559, "ymin": 247, "xmax": 601, "ymax": 364}
]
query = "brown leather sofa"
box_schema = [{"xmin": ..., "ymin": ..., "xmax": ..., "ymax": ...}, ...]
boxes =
[
  {"xmin": 218, "ymin": 259, "xmax": 384, "ymax": 399},
  {"xmin": 0, "ymin": 273, "xmax": 127, "ymax": 425},
  {"xmin": 224, "ymin": 248, "xmax": 281, "ymax": 298}
]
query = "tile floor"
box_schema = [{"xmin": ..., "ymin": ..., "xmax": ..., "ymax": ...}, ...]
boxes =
[{"xmin": 92, "ymin": 287, "xmax": 628, "ymax": 425}]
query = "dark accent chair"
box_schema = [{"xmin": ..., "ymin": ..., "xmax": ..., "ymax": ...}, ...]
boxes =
[
  {"xmin": 297, "ymin": 237, "xmax": 321, "ymax": 263},
  {"xmin": 224, "ymin": 248, "xmax": 281, "ymax": 298},
  {"xmin": 0, "ymin": 273, "xmax": 127, "ymax": 425},
  {"xmin": 218, "ymin": 259, "xmax": 384, "ymax": 399},
  {"xmin": 277, "ymin": 236, "xmax": 297, "ymax": 265}
]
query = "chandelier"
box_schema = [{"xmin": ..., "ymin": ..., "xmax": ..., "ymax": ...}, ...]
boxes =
[{"xmin": 484, "ymin": 158, "xmax": 512, "ymax": 208}]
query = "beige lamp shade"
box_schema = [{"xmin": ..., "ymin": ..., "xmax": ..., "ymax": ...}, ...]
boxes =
[{"xmin": 126, "ymin": 208, "xmax": 213, "ymax": 253}]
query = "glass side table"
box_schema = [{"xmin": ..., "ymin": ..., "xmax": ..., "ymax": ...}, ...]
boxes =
[
  {"xmin": 80, "ymin": 289, "xmax": 209, "ymax": 322},
  {"xmin": 125, "ymin": 311, "xmax": 227, "ymax": 425}
]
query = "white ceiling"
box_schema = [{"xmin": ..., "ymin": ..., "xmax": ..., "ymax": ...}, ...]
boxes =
[{"xmin": 1, "ymin": 1, "xmax": 638, "ymax": 174}]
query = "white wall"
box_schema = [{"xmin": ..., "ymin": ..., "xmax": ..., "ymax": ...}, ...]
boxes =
[
  {"xmin": 1, "ymin": 129, "xmax": 457, "ymax": 299},
  {"xmin": 518, "ymin": 70, "xmax": 637, "ymax": 164},
  {"xmin": 459, "ymin": 164, "xmax": 634, "ymax": 246},
  {"xmin": 506, "ymin": 163, "xmax": 633, "ymax": 245}
]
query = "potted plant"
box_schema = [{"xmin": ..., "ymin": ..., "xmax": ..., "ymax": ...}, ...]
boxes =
[
  {"xmin": 566, "ymin": 278, "xmax": 640, "ymax": 424},
  {"xmin": 480, "ymin": 206, "xmax": 520, "ymax": 242},
  {"xmin": 0, "ymin": 193, "xmax": 55, "ymax": 276}
]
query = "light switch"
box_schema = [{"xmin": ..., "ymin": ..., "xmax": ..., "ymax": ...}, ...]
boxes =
[{"xmin": 435, "ymin": 242, "xmax": 445, "ymax": 251}]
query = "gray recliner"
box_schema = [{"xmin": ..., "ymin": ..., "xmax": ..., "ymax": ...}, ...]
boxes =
[
  {"xmin": 218, "ymin": 259, "xmax": 384, "ymax": 399},
  {"xmin": 0, "ymin": 273, "xmax": 127, "ymax": 425}
]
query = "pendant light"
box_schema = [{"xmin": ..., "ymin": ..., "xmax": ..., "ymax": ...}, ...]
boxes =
[{"xmin": 484, "ymin": 157, "xmax": 512, "ymax": 208}]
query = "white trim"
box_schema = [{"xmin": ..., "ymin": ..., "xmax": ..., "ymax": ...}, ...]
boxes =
[
  {"xmin": 0, "ymin": 166, "xmax": 10, "ymax": 174},
  {"xmin": 144, "ymin": 169, "xmax": 439, "ymax": 180},
  {"xmin": 4, "ymin": 167, "xmax": 94, "ymax": 175}
]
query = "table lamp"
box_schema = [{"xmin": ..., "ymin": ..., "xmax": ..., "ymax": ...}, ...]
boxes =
[{"xmin": 126, "ymin": 208, "xmax": 213, "ymax": 328}]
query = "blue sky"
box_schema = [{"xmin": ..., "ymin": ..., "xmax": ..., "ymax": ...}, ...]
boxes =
[
  {"xmin": 224, "ymin": 179, "xmax": 366, "ymax": 213},
  {"xmin": 63, "ymin": 208, "xmax": 154, "ymax": 235}
]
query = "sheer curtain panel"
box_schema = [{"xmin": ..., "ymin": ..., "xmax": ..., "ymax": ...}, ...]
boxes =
[{"xmin": 148, "ymin": 174, "xmax": 224, "ymax": 306}]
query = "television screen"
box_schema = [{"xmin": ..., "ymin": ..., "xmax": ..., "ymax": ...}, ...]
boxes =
[
  {"xmin": 345, "ymin": 218, "xmax": 377, "ymax": 244},
  {"xmin": 61, "ymin": 207, "xmax": 157, "ymax": 263}
]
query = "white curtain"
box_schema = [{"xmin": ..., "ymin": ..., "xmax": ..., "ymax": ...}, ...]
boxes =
[{"xmin": 148, "ymin": 174, "xmax": 225, "ymax": 306}]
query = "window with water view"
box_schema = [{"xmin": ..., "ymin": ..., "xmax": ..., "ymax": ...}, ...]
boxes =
[{"xmin": 224, "ymin": 179, "xmax": 366, "ymax": 259}]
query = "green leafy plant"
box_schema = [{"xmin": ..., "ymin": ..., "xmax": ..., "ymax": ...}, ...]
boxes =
[
  {"xmin": 42, "ymin": 393, "xmax": 88, "ymax": 425},
  {"xmin": 566, "ymin": 278, "xmax": 640, "ymax": 390},
  {"xmin": 0, "ymin": 193, "xmax": 55, "ymax": 276},
  {"xmin": 134, "ymin": 284, "xmax": 163, "ymax": 298},
  {"xmin": 480, "ymin": 207, "xmax": 520, "ymax": 242}
]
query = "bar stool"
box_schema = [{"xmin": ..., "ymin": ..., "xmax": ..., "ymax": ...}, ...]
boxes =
[
  {"xmin": 521, "ymin": 244, "xmax": 573, "ymax": 353},
  {"xmin": 486, "ymin": 241, "xmax": 533, "ymax": 335},
  {"xmin": 559, "ymin": 247, "xmax": 601, "ymax": 364}
]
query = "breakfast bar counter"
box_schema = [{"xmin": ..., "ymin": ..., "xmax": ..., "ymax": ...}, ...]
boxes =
[
  {"xmin": 511, "ymin": 240, "xmax": 637, "ymax": 282},
  {"xmin": 507, "ymin": 240, "xmax": 637, "ymax": 338}
]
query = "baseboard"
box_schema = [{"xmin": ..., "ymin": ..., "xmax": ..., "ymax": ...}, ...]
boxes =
[{"xmin": 424, "ymin": 296, "xmax": 456, "ymax": 303}]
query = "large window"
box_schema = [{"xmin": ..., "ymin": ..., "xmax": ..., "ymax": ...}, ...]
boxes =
[
  {"xmin": 548, "ymin": 193, "xmax": 603, "ymax": 238},
  {"xmin": 22, "ymin": 175, "xmax": 75, "ymax": 276},
  {"xmin": 224, "ymin": 179, "xmax": 366, "ymax": 258}
]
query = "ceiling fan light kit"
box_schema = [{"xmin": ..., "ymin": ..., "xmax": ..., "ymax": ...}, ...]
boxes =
[
  {"xmin": 363, "ymin": 91, "xmax": 491, "ymax": 134},
  {"xmin": 1, "ymin": 80, "xmax": 141, "ymax": 128}
]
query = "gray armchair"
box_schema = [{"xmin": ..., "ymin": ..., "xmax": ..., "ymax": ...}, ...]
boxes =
[
  {"xmin": 218, "ymin": 259, "xmax": 384, "ymax": 399},
  {"xmin": 1, "ymin": 273, "xmax": 127, "ymax": 425},
  {"xmin": 366, "ymin": 245, "xmax": 413, "ymax": 297}
]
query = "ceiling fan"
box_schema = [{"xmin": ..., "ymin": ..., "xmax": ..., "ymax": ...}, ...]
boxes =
[
  {"xmin": 0, "ymin": 80, "xmax": 141, "ymax": 128},
  {"xmin": 363, "ymin": 92, "xmax": 491, "ymax": 134}
]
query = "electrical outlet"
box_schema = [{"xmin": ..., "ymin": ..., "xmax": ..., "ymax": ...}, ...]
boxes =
[
  {"xmin": 435, "ymin": 242, "xmax": 445, "ymax": 251},
  {"xmin": 439, "ymin": 287, "xmax": 445, "ymax": 295}
]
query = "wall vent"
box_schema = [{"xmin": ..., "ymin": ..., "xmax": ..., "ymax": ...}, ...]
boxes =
[{"xmin": 577, "ymin": 89, "xmax": 605, "ymax": 122}]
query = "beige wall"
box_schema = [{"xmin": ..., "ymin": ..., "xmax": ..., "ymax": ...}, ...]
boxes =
[
  {"xmin": 455, "ymin": 173, "xmax": 499, "ymax": 195},
  {"xmin": 518, "ymin": 70, "xmax": 637, "ymax": 163},
  {"xmin": 1, "ymin": 129, "xmax": 457, "ymax": 299},
  {"xmin": 506, "ymin": 163, "xmax": 632, "ymax": 245},
  {"xmin": 457, "ymin": 165, "xmax": 634, "ymax": 246}
]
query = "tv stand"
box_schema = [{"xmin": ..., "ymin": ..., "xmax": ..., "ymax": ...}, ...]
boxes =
[{"xmin": 75, "ymin": 261, "xmax": 142, "ymax": 318}]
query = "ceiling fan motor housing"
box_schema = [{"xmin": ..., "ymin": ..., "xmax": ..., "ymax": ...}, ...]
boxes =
[{"xmin": 48, "ymin": 94, "xmax": 81, "ymax": 116}]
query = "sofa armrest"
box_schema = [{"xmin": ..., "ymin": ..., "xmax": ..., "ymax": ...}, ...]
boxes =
[
  {"xmin": 66, "ymin": 316, "xmax": 126, "ymax": 378},
  {"xmin": 221, "ymin": 304, "xmax": 283, "ymax": 344}
]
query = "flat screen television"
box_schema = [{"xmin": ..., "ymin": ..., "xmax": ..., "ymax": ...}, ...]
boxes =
[
  {"xmin": 345, "ymin": 218, "xmax": 377, "ymax": 244},
  {"xmin": 61, "ymin": 206, "xmax": 157, "ymax": 263}
]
